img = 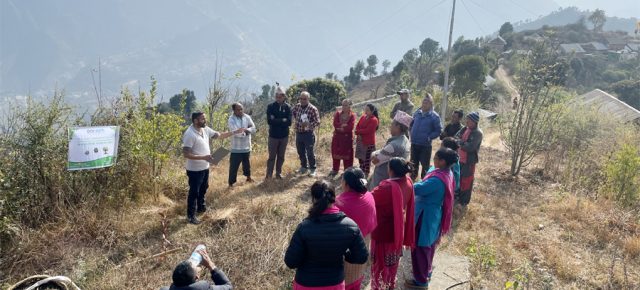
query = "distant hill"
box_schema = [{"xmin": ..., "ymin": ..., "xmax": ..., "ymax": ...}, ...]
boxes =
[{"xmin": 513, "ymin": 7, "xmax": 638, "ymax": 34}]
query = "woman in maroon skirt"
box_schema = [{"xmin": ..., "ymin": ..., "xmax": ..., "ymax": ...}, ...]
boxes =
[
  {"xmin": 330, "ymin": 99, "xmax": 356, "ymax": 176},
  {"xmin": 355, "ymin": 103, "xmax": 379, "ymax": 177}
]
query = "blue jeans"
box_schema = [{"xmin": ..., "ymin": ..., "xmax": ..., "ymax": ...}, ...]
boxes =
[{"xmin": 186, "ymin": 169, "xmax": 209, "ymax": 218}]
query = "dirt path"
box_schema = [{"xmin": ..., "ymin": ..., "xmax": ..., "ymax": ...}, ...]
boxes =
[{"xmin": 495, "ymin": 65, "xmax": 518, "ymax": 100}]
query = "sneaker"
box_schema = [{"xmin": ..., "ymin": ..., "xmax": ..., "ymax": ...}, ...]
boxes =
[
  {"xmin": 297, "ymin": 167, "xmax": 308, "ymax": 175},
  {"xmin": 197, "ymin": 205, "xmax": 207, "ymax": 214},
  {"xmin": 328, "ymin": 170, "xmax": 338, "ymax": 177},
  {"xmin": 246, "ymin": 177, "xmax": 254, "ymax": 183},
  {"xmin": 308, "ymin": 169, "xmax": 317, "ymax": 177},
  {"xmin": 188, "ymin": 217, "xmax": 201, "ymax": 225},
  {"xmin": 276, "ymin": 174, "xmax": 283, "ymax": 180},
  {"xmin": 404, "ymin": 279, "xmax": 429, "ymax": 289}
]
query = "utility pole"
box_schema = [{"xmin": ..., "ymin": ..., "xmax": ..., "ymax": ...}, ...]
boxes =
[{"xmin": 441, "ymin": 0, "xmax": 456, "ymax": 123}]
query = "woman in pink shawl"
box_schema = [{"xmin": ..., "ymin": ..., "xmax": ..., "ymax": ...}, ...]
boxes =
[
  {"xmin": 406, "ymin": 148, "xmax": 458, "ymax": 288},
  {"xmin": 335, "ymin": 167, "xmax": 377, "ymax": 290},
  {"xmin": 370, "ymin": 157, "xmax": 415, "ymax": 290}
]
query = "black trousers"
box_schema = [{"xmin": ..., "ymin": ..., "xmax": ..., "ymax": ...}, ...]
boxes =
[
  {"xmin": 410, "ymin": 143, "xmax": 432, "ymax": 180},
  {"xmin": 186, "ymin": 169, "xmax": 209, "ymax": 218},
  {"xmin": 228, "ymin": 152, "xmax": 251, "ymax": 185},
  {"xmin": 296, "ymin": 132, "xmax": 317, "ymax": 170}
]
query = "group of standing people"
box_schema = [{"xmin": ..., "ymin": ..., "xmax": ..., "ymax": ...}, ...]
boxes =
[
  {"xmin": 177, "ymin": 85, "xmax": 484, "ymax": 288},
  {"xmin": 284, "ymin": 89, "xmax": 484, "ymax": 289}
]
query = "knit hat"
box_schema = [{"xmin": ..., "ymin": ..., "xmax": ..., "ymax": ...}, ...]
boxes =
[
  {"xmin": 467, "ymin": 111, "xmax": 480, "ymax": 124},
  {"xmin": 393, "ymin": 110, "xmax": 413, "ymax": 128},
  {"xmin": 275, "ymin": 86, "xmax": 287, "ymax": 96},
  {"xmin": 397, "ymin": 88, "xmax": 410, "ymax": 95}
]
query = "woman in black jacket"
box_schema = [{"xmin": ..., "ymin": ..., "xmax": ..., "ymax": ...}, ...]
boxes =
[{"xmin": 284, "ymin": 180, "xmax": 369, "ymax": 289}]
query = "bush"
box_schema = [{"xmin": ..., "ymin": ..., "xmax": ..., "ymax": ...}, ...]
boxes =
[
  {"xmin": 603, "ymin": 144, "xmax": 640, "ymax": 206},
  {"xmin": 287, "ymin": 78, "xmax": 347, "ymax": 115}
]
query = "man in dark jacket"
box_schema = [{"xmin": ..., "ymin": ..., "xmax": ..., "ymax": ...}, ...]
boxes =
[
  {"xmin": 284, "ymin": 211, "xmax": 368, "ymax": 287},
  {"xmin": 160, "ymin": 249, "xmax": 232, "ymax": 290},
  {"xmin": 455, "ymin": 111, "xmax": 483, "ymax": 206},
  {"xmin": 440, "ymin": 109, "xmax": 463, "ymax": 140},
  {"xmin": 266, "ymin": 86, "xmax": 292, "ymax": 179}
]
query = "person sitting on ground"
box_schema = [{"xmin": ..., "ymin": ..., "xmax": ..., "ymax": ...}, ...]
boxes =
[
  {"xmin": 407, "ymin": 148, "xmax": 458, "ymax": 289},
  {"xmin": 335, "ymin": 167, "xmax": 377, "ymax": 290},
  {"xmin": 439, "ymin": 109, "xmax": 463, "ymax": 140},
  {"xmin": 161, "ymin": 248, "xmax": 232, "ymax": 290},
  {"xmin": 427, "ymin": 137, "xmax": 461, "ymax": 192},
  {"xmin": 284, "ymin": 180, "xmax": 369, "ymax": 289}
]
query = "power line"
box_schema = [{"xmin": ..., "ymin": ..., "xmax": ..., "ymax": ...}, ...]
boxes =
[
  {"xmin": 302, "ymin": 0, "xmax": 449, "ymax": 77},
  {"xmin": 460, "ymin": 0, "xmax": 487, "ymax": 35}
]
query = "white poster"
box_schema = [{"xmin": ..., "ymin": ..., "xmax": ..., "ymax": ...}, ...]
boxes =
[{"xmin": 67, "ymin": 126, "xmax": 120, "ymax": 170}]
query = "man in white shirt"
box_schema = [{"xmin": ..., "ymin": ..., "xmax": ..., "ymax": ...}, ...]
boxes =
[
  {"xmin": 227, "ymin": 103, "xmax": 256, "ymax": 187},
  {"xmin": 182, "ymin": 112, "xmax": 240, "ymax": 225}
]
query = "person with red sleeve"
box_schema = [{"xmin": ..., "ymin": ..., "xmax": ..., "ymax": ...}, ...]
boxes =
[
  {"xmin": 330, "ymin": 99, "xmax": 357, "ymax": 177},
  {"xmin": 354, "ymin": 103, "xmax": 379, "ymax": 177}
]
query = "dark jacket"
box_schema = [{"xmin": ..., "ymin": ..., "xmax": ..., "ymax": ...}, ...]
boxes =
[
  {"xmin": 284, "ymin": 212, "xmax": 369, "ymax": 287},
  {"xmin": 455, "ymin": 126, "xmax": 483, "ymax": 165},
  {"xmin": 267, "ymin": 101, "xmax": 292, "ymax": 138},
  {"xmin": 440, "ymin": 122, "xmax": 462, "ymax": 140},
  {"xmin": 160, "ymin": 268, "xmax": 233, "ymax": 290}
]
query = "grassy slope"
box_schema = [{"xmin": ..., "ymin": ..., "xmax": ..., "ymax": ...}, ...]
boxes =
[{"xmin": 4, "ymin": 113, "xmax": 639, "ymax": 290}]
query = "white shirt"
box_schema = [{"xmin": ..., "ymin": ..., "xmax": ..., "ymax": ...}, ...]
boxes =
[
  {"xmin": 228, "ymin": 114, "xmax": 256, "ymax": 153},
  {"xmin": 182, "ymin": 125, "xmax": 220, "ymax": 171}
]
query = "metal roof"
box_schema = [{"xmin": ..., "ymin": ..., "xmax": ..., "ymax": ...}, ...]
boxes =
[
  {"xmin": 559, "ymin": 43, "xmax": 586, "ymax": 53},
  {"xmin": 576, "ymin": 89, "xmax": 640, "ymax": 123}
]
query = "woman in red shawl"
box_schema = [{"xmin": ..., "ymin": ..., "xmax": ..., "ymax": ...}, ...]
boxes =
[
  {"xmin": 330, "ymin": 99, "xmax": 356, "ymax": 176},
  {"xmin": 335, "ymin": 167, "xmax": 377, "ymax": 290},
  {"xmin": 370, "ymin": 157, "xmax": 415, "ymax": 290}
]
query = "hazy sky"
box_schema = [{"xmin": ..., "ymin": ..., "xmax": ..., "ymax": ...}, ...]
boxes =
[{"xmin": 554, "ymin": 0, "xmax": 639, "ymax": 18}]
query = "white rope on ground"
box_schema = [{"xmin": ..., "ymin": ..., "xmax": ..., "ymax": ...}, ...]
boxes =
[{"xmin": 8, "ymin": 275, "xmax": 81, "ymax": 290}]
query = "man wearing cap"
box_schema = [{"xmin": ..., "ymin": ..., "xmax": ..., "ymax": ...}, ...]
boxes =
[
  {"xmin": 266, "ymin": 86, "xmax": 293, "ymax": 179},
  {"xmin": 390, "ymin": 88, "xmax": 415, "ymax": 119},
  {"xmin": 409, "ymin": 94, "xmax": 442, "ymax": 181},
  {"xmin": 455, "ymin": 112, "xmax": 483, "ymax": 206},
  {"xmin": 369, "ymin": 110, "xmax": 412, "ymax": 189},
  {"xmin": 292, "ymin": 91, "xmax": 321, "ymax": 177}
]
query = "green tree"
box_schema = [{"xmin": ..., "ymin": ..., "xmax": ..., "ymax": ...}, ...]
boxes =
[
  {"xmin": 588, "ymin": 9, "xmax": 606, "ymax": 31},
  {"xmin": 610, "ymin": 79, "xmax": 640, "ymax": 110},
  {"xmin": 419, "ymin": 38, "xmax": 439, "ymax": 58},
  {"xmin": 603, "ymin": 144, "xmax": 640, "ymax": 206},
  {"xmin": 382, "ymin": 59, "xmax": 391, "ymax": 75},
  {"xmin": 258, "ymin": 84, "xmax": 272, "ymax": 101},
  {"xmin": 499, "ymin": 22, "xmax": 514, "ymax": 37},
  {"xmin": 169, "ymin": 89, "xmax": 196, "ymax": 117},
  {"xmin": 286, "ymin": 78, "xmax": 347, "ymax": 114},
  {"xmin": 344, "ymin": 60, "xmax": 366, "ymax": 90},
  {"xmin": 364, "ymin": 55, "xmax": 379, "ymax": 79},
  {"xmin": 450, "ymin": 55, "xmax": 488, "ymax": 97}
]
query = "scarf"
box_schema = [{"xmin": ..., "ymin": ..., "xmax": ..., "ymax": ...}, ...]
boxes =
[
  {"xmin": 336, "ymin": 191, "xmax": 377, "ymax": 237},
  {"xmin": 458, "ymin": 127, "xmax": 472, "ymax": 164},
  {"xmin": 387, "ymin": 176, "xmax": 416, "ymax": 249},
  {"xmin": 423, "ymin": 168, "xmax": 455, "ymax": 242}
]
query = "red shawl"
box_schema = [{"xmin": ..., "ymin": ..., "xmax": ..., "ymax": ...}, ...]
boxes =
[
  {"xmin": 371, "ymin": 176, "xmax": 415, "ymax": 249},
  {"xmin": 424, "ymin": 168, "xmax": 455, "ymax": 239},
  {"xmin": 336, "ymin": 191, "xmax": 377, "ymax": 237}
]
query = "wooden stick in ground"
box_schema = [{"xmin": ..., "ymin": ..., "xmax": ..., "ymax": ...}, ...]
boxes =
[{"xmin": 117, "ymin": 247, "xmax": 182, "ymax": 269}]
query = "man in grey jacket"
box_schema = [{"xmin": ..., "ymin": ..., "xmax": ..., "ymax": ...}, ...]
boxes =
[{"xmin": 161, "ymin": 249, "xmax": 233, "ymax": 290}]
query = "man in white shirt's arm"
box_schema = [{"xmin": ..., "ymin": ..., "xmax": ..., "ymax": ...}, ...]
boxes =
[
  {"xmin": 227, "ymin": 103, "xmax": 256, "ymax": 187},
  {"xmin": 182, "ymin": 112, "xmax": 241, "ymax": 225}
]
